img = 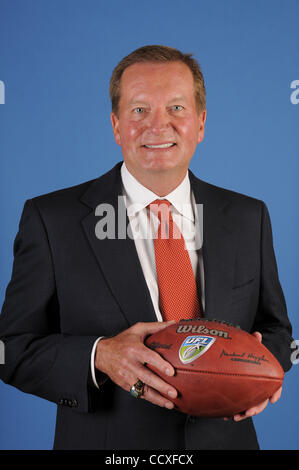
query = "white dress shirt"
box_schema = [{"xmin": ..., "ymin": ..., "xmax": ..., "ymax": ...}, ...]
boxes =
[{"xmin": 90, "ymin": 162, "xmax": 205, "ymax": 388}]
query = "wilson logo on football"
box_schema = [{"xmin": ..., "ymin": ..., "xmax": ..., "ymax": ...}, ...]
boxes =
[{"xmin": 179, "ymin": 336, "xmax": 216, "ymax": 364}]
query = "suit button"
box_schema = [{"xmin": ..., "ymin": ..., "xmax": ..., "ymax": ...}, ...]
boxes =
[
  {"xmin": 188, "ymin": 416, "xmax": 197, "ymax": 424},
  {"xmin": 58, "ymin": 397, "xmax": 78, "ymax": 407}
]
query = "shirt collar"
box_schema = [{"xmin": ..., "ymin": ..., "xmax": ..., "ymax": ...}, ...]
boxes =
[{"xmin": 120, "ymin": 162, "xmax": 194, "ymax": 222}]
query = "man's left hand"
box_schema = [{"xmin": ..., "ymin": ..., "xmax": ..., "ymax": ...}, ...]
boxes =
[{"xmin": 224, "ymin": 331, "xmax": 283, "ymax": 422}]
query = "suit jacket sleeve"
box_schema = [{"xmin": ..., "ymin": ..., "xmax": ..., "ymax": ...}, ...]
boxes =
[
  {"xmin": 253, "ymin": 201, "xmax": 293, "ymax": 372},
  {"xmin": 0, "ymin": 199, "xmax": 99, "ymax": 413}
]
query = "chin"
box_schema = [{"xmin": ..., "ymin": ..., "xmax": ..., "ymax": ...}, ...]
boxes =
[{"xmin": 141, "ymin": 155, "xmax": 181, "ymax": 173}]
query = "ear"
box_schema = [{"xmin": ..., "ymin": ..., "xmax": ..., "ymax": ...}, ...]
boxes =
[
  {"xmin": 197, "ymin": 110, "xmax": 207, "ymax": 144},
  {"xmin": 111, "ymin": 112, "xmax": 121, "ymax": 146}
]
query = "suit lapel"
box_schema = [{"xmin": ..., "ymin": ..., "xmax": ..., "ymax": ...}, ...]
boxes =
[
  {"xmin": 79, "ymin": 163, "xmax": 236, "ymax": 326},
  {"xmin": 189, "ymin": 171, "xmax": 236, "ymax": 320},
  {"xmin": 80, "ymin": 163, "xmax": 157, "ymax": 327}
]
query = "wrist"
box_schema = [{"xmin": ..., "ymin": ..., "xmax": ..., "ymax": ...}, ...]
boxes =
[
  {"xmin": 90, "ymin": 336, "xmax": 108, "ymax": 388},
  {"xmin": 95, "ymin": 336, "xmax": 110, "ymax": 374}
]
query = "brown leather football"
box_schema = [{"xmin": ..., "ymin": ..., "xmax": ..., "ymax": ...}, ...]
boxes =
[{"xmin": 145, "ymin": 319, "xmax": 284, "ymax": 417}]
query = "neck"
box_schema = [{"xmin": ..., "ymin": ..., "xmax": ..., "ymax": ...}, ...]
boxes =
[{"xmin": 125, "ymin": 164, "xmax": 188, "ymax": 197}]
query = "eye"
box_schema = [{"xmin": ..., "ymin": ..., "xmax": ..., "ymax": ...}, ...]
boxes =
[
  {"xmin": 172, "ymin": 105, "xmax": 183, "ymax": 111},
  {"xmin": 133, "ymin": 107, "xmax": 145, "ymax": 114}
]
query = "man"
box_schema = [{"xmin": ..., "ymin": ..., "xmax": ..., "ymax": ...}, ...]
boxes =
[{"xmin": 0, "ymin": 45, "xmax": 293, "ymax": 450}]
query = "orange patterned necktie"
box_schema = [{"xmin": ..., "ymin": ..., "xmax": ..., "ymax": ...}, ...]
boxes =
[{"xmin": 147, "ymin": 199, "xmax": 201, "ymax": 322}]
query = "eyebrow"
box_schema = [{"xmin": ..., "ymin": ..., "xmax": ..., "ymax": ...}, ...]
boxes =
[
  {"xmin": 129, "ymin": 96, "xmax": 188, "ymax": 106},
  {"xmin": 168, "ymin": 96, "xmax": 188, "ymax": 103},
  {"xmin": 129, "ymin": 100, "xmax": 148, "ymax": 106}
]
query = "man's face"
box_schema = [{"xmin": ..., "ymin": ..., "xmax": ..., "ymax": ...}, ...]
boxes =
[{"xmin": 111, "ymin": 61, "xmax": 206, "ymax": 182}]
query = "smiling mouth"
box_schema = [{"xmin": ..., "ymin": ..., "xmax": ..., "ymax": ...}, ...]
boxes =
[{"xmin": 143, "ymin": 143, "xmax": 176, "ymax": 149}]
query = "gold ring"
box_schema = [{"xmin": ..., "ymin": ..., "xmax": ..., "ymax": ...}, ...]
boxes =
[{"xmin": 129, "ymin": 379, "xmax": 145, "ymax": 399}]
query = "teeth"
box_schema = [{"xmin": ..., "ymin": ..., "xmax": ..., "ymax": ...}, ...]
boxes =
[{"xmin": 144, "ymin": 143, "xmax": 175, "ymax": 149}]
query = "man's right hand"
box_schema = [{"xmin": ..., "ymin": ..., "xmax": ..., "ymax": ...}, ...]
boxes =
[{"xmin": 94, "ymin": 321, "xmax": 178, "ymax": 409}]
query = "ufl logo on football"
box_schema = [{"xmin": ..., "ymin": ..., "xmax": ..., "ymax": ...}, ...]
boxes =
[{"xmin": 179, "ymin": 336, "xmax": 216, "ymax": 364}]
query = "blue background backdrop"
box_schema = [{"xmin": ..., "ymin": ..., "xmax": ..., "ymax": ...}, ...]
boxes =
[{"xmin": 0, "ymin": 0, "xmax": 298, "ymax": 450}]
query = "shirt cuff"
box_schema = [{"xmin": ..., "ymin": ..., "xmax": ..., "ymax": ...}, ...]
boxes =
[{"xmin": 90, "ymin": 336, "xmax": 107, "ymax": 389}]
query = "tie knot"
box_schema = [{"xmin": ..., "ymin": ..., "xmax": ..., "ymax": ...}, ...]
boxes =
[{"xmin": 147, "ymin": 199, "xmax": 171, "ymax": 218}]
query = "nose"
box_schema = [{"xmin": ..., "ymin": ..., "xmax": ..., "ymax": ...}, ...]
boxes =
[{"xmin": 147, "ymin": 107, "xmax": 170, "ymax": 135}]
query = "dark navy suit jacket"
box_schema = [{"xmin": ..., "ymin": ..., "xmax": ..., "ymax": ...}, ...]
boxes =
[{"xmin": 0, "ymin": 162, "xmax": 293, "ymax": 449}]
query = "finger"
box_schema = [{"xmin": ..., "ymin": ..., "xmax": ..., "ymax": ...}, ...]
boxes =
[
  {"xmin": 233, "ymin": 411, "xmax": 254, "ymax": 422},
  {"xmin": 118, "ymin": 367, "xmax": 145, "ymax": 394},
  {"xmin": 126, "ymin": 376, "xmax": 176, "ymax": 409},
  {"xmin": 252, "ymin": 331, "xmax": 262, "ymax": 343},
  {"xmin": 136, "ymin": 344, "xmax": 176, "ymax": 377},
  {"xmin": 234, "ymin": 399, "xmax": 269, "ymax": 421},
  {"xmin": 141, "ymin": 384, "xmax": 175, "ymax": 410},
  {"xmin": 134, "ymin": 320, "xmax": 176, "ymax": 339},
  {"xmin": 120, "ymin": 354, "xmax": 177, "ymax": 399},
  {"xmin": 134, "ymin": 363, "xmax": 177, "ymax": 399},
  {"xmin": 269, "ymin": 386, "xmax": 282, "ymax": 404}
]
